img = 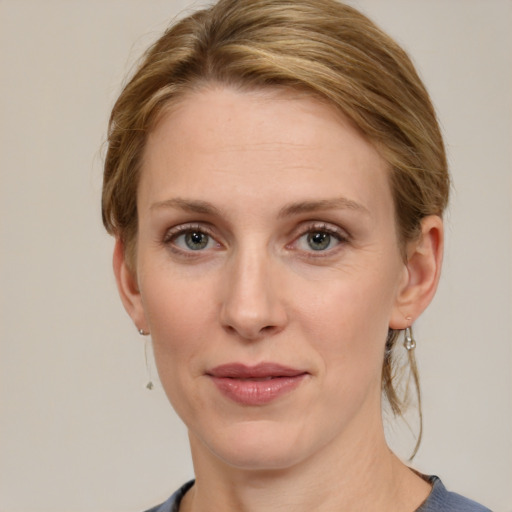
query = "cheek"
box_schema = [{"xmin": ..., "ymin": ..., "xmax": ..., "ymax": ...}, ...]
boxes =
[
  {"xmin": 297, "ymin": 269, "xmax": 396, "ymax": 375},
  {"xmin": 144, "ymin": 285, "xmax": 215, "ymax": 424},
  {"xmin": 140, "ymin": 272, "xmax": 215, "ymax": 386}
]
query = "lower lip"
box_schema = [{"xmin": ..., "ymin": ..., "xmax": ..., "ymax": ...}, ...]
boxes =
[{"xmin": 210, "ymin": 375, "xmax": 307, "ymax": 405}]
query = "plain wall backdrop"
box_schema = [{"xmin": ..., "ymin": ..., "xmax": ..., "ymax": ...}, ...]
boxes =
[{"xmin": 0, "ymin": 1, "xmax": 511, "ymax": 511}]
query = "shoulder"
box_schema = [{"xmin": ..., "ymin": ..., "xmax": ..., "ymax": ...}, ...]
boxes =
[
  {"xmin": 418, "ymin": 476, "xmax": 492, "ymax": 512},
  {"xmin": 144, "ymin": 477, "xmax": 491, "ymax": 512},
  {"xmin": 143, "ymin": 481, "xmax": 195, "ymax": 512}
]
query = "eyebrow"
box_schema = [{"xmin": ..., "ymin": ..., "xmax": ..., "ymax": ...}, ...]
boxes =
[
  {"xmin": 150, "ymin": 196, "xmax": 368, "ymax": 217},
  {"xmin": 150, "ymin": 198, "xmax": 221, "ymax": 215},
  {"xmin": 278, "ymin": 198, "xmax": 369, "ymax": 218}
]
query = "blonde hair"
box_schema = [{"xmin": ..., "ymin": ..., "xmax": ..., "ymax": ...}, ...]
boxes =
[{"xmin": 102, "ymin": 0, "xmax": 449, "ymax": 442}]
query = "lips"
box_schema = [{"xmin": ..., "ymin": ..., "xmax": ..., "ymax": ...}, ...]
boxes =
[{"xmin": 207, "ymin": 363, "xmax": 308, "ymax": 405}]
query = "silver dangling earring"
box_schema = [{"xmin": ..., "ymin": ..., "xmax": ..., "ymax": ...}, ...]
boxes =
[
  {"xmin": 404, "ymin": 326, "xmax": 416, "ymax": 351},
  {"xmin": 138, "ymin": 328, "xmax": 154, "ymax": 390}
]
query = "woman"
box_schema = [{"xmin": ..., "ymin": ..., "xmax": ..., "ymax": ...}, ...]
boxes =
[{"xmin": 102, "ymin": 0, "xmax": 491, "ymax": 511}]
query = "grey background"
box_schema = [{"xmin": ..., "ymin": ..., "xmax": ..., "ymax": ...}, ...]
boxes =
[{"xmin": 1, "ymin": 1, "xmax": 511, "ymax": 511}]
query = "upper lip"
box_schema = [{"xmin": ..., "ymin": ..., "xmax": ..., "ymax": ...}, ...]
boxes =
[{"xmin": 207, "ymin": 363, "xmax": 307, "ymax": 379}]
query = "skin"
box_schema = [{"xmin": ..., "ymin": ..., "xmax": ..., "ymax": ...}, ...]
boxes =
[{"xmin": 114, "ymin": 86, "xmax": 443, "ymax": 512}]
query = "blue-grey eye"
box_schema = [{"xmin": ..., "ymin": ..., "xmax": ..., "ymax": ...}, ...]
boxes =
[
  {"xmin": 306, "ymin": 231, "xmax": 332, "ymax": 251},
  {"xmin": 184, "ymin": 231, "xmax": 210, "ymax": 250}
]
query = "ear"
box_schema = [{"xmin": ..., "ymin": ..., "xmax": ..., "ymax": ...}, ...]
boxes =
[
  {"xmin": 390, "ymin": 215, "xmax": 444, "ymax": 329},
  {"xmin": 113, "ymin": 238, "xmax": 148, "ymax": 333}
]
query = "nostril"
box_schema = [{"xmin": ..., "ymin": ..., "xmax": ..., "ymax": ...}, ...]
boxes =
[{"xmin": 222, "ymin": 321, "xmax": 281, "ymax": 341}]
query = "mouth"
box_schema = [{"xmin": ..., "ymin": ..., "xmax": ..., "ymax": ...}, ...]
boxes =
[{"xmin": 206, "ymin": 363, "xmax": 308, "ymax": 405}]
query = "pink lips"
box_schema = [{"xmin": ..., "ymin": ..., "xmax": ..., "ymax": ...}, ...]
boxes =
[{"xmin": 207, "ymin": 363, "xmax": 307, "ymax": 405}]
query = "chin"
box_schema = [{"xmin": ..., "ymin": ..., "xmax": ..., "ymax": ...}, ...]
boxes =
[
  {"xmin": 192, "ymin": 419, "xmax": 318, "ymax": 472},
  {"xmin": 216, "ymin": 444, "xmax": 306, "ymax": 472}
]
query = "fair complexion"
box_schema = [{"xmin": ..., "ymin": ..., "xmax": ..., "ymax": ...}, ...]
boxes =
[{"xmin": 114, "ymin": 86, "xmax": 443, "ymax": 512}]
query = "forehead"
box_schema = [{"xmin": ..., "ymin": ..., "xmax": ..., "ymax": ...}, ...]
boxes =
[
  {"xmin": 147, "ymin": 85, "xmax": 367, "ymax": 157},
  {"xmin": 139, "ymin": 85, "xmax": 392, "ymax": 219}
]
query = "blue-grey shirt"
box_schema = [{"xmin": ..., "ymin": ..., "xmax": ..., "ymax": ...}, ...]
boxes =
[{"xmin": 144, "ymin": 476, "xmax": 491, "ymax": 512}]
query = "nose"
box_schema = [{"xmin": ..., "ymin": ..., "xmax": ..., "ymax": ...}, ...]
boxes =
[{"xmin": 219, "ymin": 247, "xmax": 288, "ymax": 341}]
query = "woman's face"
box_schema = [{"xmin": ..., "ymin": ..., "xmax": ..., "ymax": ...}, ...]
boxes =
[{"xmin": 121, "ymin": 86, "xmax": 414, "ymax": 470}]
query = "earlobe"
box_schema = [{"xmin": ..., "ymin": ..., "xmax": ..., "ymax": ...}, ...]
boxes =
[
  {"xmin": 390, "ymin": 215, "xmax": 444, "ymax": 329},
  {"xmin": 113, "ymin": 238, "xmax": 148, "ymax": 332}
]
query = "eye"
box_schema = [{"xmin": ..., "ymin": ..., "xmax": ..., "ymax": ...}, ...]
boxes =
[
  {"xmin": 179, "ymin": 231, "xmax": 212, "ymax": 251},
  {"xmin": 164, "ymin": 225, "xmax": 219, "ymax": 253},
  {"xmin": 305, "ymin": 231, "xmax": 334, "ymax": 251},
  {"xmin": 293, "ymin": 224, "xmax": 347, "ymax": 254}
]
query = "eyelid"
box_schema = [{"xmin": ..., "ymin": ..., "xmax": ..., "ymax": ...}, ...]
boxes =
[
  {"xmin": 162, "ymin": 223, "xmax": 213, "ymax": 243},
  {"xmin": 294, "ymin": 221, "xmax": 350, "ymax": 241}
]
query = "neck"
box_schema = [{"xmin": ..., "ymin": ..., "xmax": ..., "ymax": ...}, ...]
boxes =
[{"xmin": 181, "ymin": 420, "xmax": 430, "ymax": 512}]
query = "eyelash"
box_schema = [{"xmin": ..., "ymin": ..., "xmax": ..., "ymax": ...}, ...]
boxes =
[{"xmin": 162, "ymin": 222, "xmax": 349, "ymax": 258}]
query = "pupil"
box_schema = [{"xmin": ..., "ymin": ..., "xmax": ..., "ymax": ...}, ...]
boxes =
[
  {"xmin": 308, "ymin": 232, "xmax": 330, "ymax": 251},
  {"xmin": 186, "ymin": 232, "xmax": 208, "ymax": 250}
]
